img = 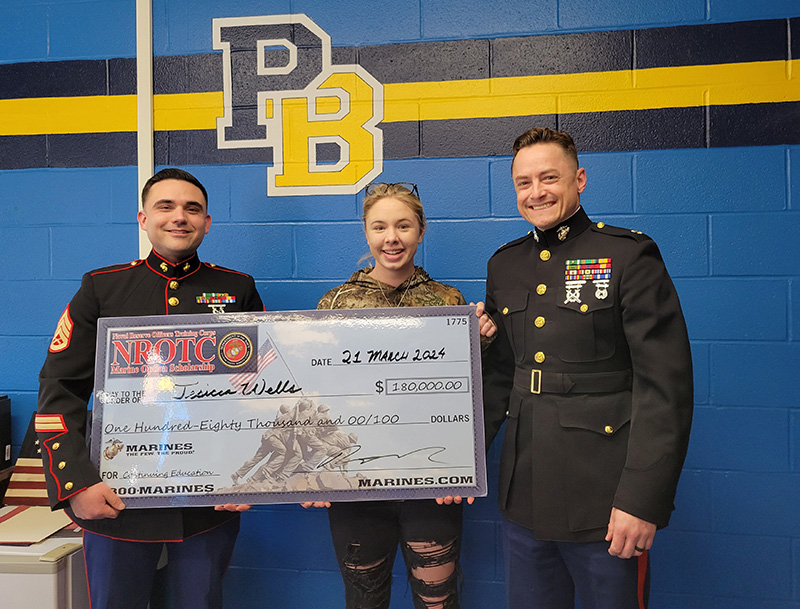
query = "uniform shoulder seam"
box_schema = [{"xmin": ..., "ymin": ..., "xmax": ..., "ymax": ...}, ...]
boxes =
[
  {"xmin": 490, "ymin": 232, "xmax": 535, "ymax": 258},
  {"xmin": 591, "ymin": 222, "xmax": 651, "ymax": 241},
  {"xmin": 202, "ymin": 262, "xmax": 253, "ymax": 278},
  {"xmin": 89, "ymin": 260, "xmax": 143, "ymax": 276}
]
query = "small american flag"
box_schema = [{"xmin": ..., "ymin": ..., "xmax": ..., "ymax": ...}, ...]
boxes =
[
  {"xmin": 230, "ymin": 338, "xmax": 277, "ymax": 388},
  {"xmin": 4, "ymin": 458, "xmax": 49, "ymax": 506},
  {"xmin": 4, "ymin": 414, "xmax": 49, "ymax": 506}
]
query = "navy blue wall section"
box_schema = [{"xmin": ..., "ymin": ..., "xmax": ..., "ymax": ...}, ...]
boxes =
[
  {"xmin": 4, "ymin": 19, "xmax": 800, "ymax": 170},
  {"xmin": 2, "ymin": 1, "xmax": 800, "ymax": 607}
]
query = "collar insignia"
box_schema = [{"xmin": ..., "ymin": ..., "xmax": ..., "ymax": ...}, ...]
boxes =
[{"xmin": 557, "ymin": 225, "xmax": 570, "ymax": 241}]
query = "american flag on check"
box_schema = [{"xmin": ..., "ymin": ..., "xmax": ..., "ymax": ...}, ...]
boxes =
[{"xmin": 229, "ymin": 338, "xmax": 278, "ymax": 388}]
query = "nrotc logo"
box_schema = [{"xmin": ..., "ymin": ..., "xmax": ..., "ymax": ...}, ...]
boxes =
[{"xmin": 213, "ymin": 14, "xmax": 383, "ymax": 196}]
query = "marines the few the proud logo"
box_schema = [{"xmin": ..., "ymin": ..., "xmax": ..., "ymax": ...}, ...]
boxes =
[
  {"xmin": 103, "ymin": 439, "xmax": 124, "ymax": 461},
  {"xmin": 564, "ymin": 259, "xmax": 612, "ymax": 303},
  {"xmin": 213, "ymin": 14, "xmax": 383, "ymax": 196}
]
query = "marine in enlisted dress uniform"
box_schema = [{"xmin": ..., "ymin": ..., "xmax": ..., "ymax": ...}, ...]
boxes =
[
  {"xmin": 482, "ymin": 129, "xmax": 693, "ymax": 609},
  {"xmin": 36, "ymin": 169, "xmax": 264, "ymax": 609}
]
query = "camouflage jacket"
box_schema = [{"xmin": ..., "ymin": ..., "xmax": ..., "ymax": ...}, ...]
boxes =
[{"xmin": 317, "ymin": 266, "xmax": 466, "ymax": 310}]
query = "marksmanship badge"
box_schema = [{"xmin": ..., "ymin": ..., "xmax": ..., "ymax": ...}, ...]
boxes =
[{"xmin": 564, "ymin": 259, "xmax": 612, "ymax": 303}]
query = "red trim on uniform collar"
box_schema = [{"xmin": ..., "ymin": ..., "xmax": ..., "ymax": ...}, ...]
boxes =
[{"xmin": 145, "ymin": 250, "xmax": 201, "ymax": 280}]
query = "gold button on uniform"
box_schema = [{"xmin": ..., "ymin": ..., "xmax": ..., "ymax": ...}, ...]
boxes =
[
  {"xmin": 580, "ymin": 304, "xmax": 589, "ymax": 313},
  {"xmin": 65, "ymin": 482, "xmax": 73, "ymax": 490},
  {"xmin": 597, "ymin": 222, "xmax": 605, "ymax": 229},
  {"xmin": 169, "ymin": 280, "xmax": 179, "ymax": 290},
  {"xmin": 52, "ymin": 442, "xmax": 60, "ymax": 450},
  {"xmin": 502, "ymin": 307, "xmax": 509, "ymax": 315},
  {"xmin": 534, "ymin": 352, "xmax": 545, "ymax": 363},
  {"xmin": 534, "ymin": 316, "xmax": 545, "ymax": 328},
  {"xmin": 168, "ymin": 297, "xmax": 179, "ymax": 306},
  {"xmin": 604, "ymin": 425, "xmax": 614, "ymax": 435},
  {"xmin": 536, "ymin": 284, "xmax": 547, "ymax": 295},
  {"xmin": 540, "ymin": 250, "xmax": 551, "ymax": 261},
  {"xmin": 58, "ymin": 461, "xmax": 66, "ymax": 469}
]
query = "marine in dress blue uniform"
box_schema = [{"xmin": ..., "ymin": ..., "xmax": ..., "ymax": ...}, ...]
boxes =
[
  {"xmin": 36, "ymin": 169, "xmax": 264, "ymax": 609},
  {"xmin": 482, "ymin": 129, "xmax": 693, "ymax": 609}
]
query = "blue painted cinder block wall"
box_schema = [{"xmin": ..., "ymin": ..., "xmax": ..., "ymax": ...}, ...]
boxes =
[{"xmin": 2, "ymin": 1, "xmax": 799, "ymax": 607}]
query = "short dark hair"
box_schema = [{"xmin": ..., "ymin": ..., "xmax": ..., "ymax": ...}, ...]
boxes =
[
  {"xmin": 512, "ymin": 127, "xmax": 579, "ymax": 168},
  {"xmin": 141, "ymin": 168, "xmax": 208, "ymax": 208}
]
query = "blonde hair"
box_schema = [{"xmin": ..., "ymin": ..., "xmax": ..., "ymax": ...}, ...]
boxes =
[{"xmin": 362, "ymin": 183, "xmax": 426, "ymax": 231}]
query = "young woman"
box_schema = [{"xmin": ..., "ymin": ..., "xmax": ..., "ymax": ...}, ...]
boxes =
[{"xmin": 312, "ymin": 182, "xmax": 493, "ymax": 609}]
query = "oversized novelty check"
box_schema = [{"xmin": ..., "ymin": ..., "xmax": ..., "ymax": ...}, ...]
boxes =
[{"xmin": 90, "ymin": 306, "xmax": 487, "ymax": 507}]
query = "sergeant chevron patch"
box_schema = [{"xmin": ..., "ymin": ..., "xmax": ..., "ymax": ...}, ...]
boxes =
[{"xmin": 48, "ymin": 306, "xmax": 73, "ymax": 353}]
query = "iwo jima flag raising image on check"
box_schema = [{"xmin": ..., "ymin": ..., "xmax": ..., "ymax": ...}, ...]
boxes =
[{"xmin": 91, "ymin": 306, "xmax": 486, "ymax": 507}]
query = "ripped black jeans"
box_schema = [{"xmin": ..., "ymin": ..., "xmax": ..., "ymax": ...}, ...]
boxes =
[{"xmin": 328, "ymin": 500, "xmax": 463, "ymax": 609}]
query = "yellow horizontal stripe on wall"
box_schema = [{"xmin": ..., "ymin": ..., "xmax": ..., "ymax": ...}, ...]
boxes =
[
  {"xmin": 0, "ymin": 92, "xmax": 224, "ymax": 135},
  {"xmin": 153, "ymin": 92, "xmax": 224, "ymax": 131},
  {"xmin": 0, "ymin": 95, "xmax": 137, "ymax": 135},
  {"xmin": 0, "ymin": 60, "xmax": 798, "ymax": 136},
  {"xmin": 383, "ymin": 59, "xmax": 800, "ymax": 121}
]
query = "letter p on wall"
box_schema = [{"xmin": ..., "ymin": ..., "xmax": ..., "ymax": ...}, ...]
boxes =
[{"xmin": 213, "ymin": 14, "xmax": 383, "ymax": 196}]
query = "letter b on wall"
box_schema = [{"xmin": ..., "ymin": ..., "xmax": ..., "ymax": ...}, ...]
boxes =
[{"xmin": 214, "ymin": 14, "xmax": 383, "ymax": 196}]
